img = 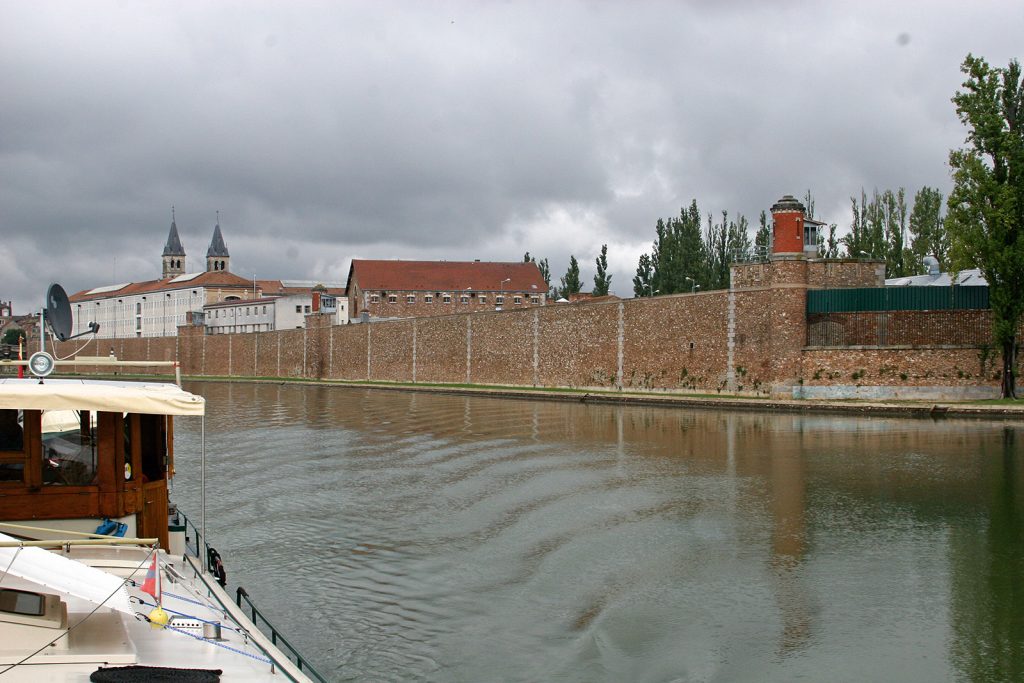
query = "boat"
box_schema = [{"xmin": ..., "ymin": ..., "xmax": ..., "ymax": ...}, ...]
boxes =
[{"xmin": 0, "ymin": 374, "xmax": 326, "ymax": 681}]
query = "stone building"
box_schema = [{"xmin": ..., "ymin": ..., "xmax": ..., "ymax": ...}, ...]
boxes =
[
  {"xmin": 345, "ymin": 259, "xmax": 548, "ymax": 321},
  {"xmin": 204, "ymin": 281, "xmax": 348, "ymax": 334},
  {"xmin": 70, "ymin": 215, "xmax": 256, "ymax": 338}
]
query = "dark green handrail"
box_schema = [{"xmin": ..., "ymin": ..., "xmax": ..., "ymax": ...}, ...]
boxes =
[
  {"xmin": 175, "ymin": 508, "xmax": 329, "ymax": 683},
  {"xmin": 236, "ymin": 586, "xmax": 329, "ymax": 683}
]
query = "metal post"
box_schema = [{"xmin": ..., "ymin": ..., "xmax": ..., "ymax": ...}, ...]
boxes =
[{"xmin": 201, "ymin": 415, "xmax": 206, "ymax": 573}]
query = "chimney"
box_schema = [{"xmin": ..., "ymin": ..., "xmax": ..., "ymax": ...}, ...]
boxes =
[{"xmin": 770, "ymin": 195, "xmax": 806, "ymax": 255}]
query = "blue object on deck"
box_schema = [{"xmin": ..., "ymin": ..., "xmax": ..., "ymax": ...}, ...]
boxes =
[{"xmin": 95, "ymin": 518, "xmax": 128, "ymax": 537}]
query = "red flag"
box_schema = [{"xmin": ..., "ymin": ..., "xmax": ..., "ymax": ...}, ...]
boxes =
[{"xmin": 141, "ymin": 553, "xmax": 160, "ymax": 603}]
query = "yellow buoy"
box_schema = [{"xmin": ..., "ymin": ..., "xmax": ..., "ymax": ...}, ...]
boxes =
[{"xmin": 148, "ymin": 605, "xmax": 170, "ymax": 628}]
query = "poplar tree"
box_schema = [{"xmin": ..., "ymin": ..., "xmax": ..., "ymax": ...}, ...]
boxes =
[
  {"xmin": 558, "ymin": 255, "xmax": 582, "ymax": 299},
  {"xmin": 592, "ymin": 244, "xmax": 612, "ymax": 296},
  {"xmin": 947, "ymin": 55, "xmax": 1024, "ymax": 398},
  {"xmin": 633, "ymin": 253, "xmax": 654, "ymax": 297},
  {"xmin": 754, "ymin": 210, "xmax": 771, "ymax": 258},
  {"xmin": 908, "ymin": 186, "xmax": 949, "ymax": 270}
]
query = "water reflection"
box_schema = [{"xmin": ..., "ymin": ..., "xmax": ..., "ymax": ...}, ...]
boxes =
[{"xmin": 170, "ymin": 381, "xmax": 1024, "ymax": 682}]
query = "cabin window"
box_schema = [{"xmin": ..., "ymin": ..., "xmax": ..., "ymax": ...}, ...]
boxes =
[
  {"xmin": 0, "ymin": 409, "xmax": 25, "ymax": 483},
  {"xmin": 42, "ymin": 410, "xmax": 96, "ymax": 486},
  {"xmin": 0, "ymin": 589, "xmax": 44, "ymax": 617}
]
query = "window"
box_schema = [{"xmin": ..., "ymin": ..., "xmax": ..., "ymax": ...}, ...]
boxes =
[
  {"xmin": 296, "ymin": 305, "xmax": 302, "ymax": 313},
  {"xmin": 479, "ymin": 295, "xmax": 487, "ymax": 305},
  {"xmin": 370, "ymin": 295, "xmax": 380, "ymax": 304},
  {"xmin": 530, "ymin": 296, "xmax": 540, "ymax": 305},
  {"xmin": 514, "ymin": 296, "xmax": 522, "ymax": 305},
  {"xmin": 496, "ymin": 296, "xmax": 505, "ymax": 305},
  {"xmin": 424, "ymin": 294, "xmax": 433, "ymax": 304},
  {"xmin": 443, "ymin": 294, "xmax": 452, "ymax": 304},
  {"xmin": 263, "ymin": 305, "xmax": 267, "ymax": 314},
  {"xmin": 136, "ymin": 302, "xmax": 142, "ymax": 315},
  {"xmin": 460, "ymin": 295, "xmax": 469, "ymax": 304},
  {"xmin": 406, "ymin": 294, "xmax": 416, "ymax": 304},
  {"xmin": 387, "ymin": 295, "xmax": 397, "ymax": 304},
  {"xmin": 304, "ymin": 305, "xmax": 311, "ymax": 313},
  {"xmin": 246, "ymin": 307, "xmax": 250, "ymax": 316},
  {"xmin": 0, "ymin": 409, "xmax": 25, "ymax": 484}
]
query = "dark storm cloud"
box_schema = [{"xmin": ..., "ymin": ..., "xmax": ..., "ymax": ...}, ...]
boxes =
[{"xmin": 0, "ymin": 1, "xmax": 1021, "ymax": 309}]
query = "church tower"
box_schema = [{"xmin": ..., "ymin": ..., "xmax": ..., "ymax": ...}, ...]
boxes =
[
  {"xmin": 206, "ymin": 213, "xmax": 230, "ymax": 272},
  {"xmin": 162, "ymin": 207, "xmax": 186, "ymax": 278}
]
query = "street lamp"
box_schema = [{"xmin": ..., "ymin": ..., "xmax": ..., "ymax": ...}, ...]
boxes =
[
  {"xmin": 645, "ymin": 283, "xmax": 659, "ymax": 297},
  {"xmin": 685, "ymin": 276, "xmax": 696, "ymax": 294}
]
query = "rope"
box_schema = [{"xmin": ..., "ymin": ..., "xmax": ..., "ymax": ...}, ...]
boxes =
[
  {"xmin": 162, "ymin": 622, "xmax": 273, "ymax": 665},
  {"xmin": 130, "ymin": 596, "xmax": 243, "ymax": 633},
  {"xmin": 0, "ymin": 546, "xmax": 156, "ymax": 677},
  {"xmin": 0, "ymin": 545, "xmax": 24, "ymax": 584}
]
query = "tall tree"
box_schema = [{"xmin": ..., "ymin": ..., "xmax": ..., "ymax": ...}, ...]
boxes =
[
  {"xmin": 592, "ymin": 244, "xmax": 612, "ymax": 296},
  {"xmin": 633, "ymin": 253, "xmax": 654, "ymax": 297},
  {"xmin": 908, "ymin": 186, "xmax": 949, "ymax": 271},
  {"xmin": 754, "ymin": 210, "xmax": 771, "ymax": 258},
  {"xmin": 882, "ymin": 188, "xmax": 911, "ymax": 277},
  {"xmin": 648, "ymin": 200, "xmax": 707, "ymax": 294},
  {"xmin": 947, "ymin": 55, "xmax": 1024, "ymax": 398},
  {"xmin": 558, "ymin": 255, "xmax": 582, "ymax": 299}
]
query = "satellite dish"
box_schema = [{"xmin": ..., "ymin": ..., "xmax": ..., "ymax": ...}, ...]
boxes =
[{"xmin": 46, "ymin": 283, "xmax": 73, "ymax": 341}]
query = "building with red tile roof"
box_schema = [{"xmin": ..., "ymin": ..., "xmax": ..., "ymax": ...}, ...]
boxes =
[
  {"xmin": 69, "ymin": 218, "xmax": 259, "ymax": 338},
  {"xmin": 345, "ymin": 259, "xmax": 548, "ymax": 320}
]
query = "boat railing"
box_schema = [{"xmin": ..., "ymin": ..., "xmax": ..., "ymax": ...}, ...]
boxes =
[
  {"xmin": 235, "ymin": 586, "xmax": 329, "ymax": 683},
  {"xmin": 176, "ymin": 508, "xmax": 329, "ymax": 683}
]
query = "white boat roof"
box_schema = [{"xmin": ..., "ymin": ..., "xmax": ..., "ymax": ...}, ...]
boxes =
[{"xmin": 0, "ymin": 379, "xmax": 205, "ymax": 416}]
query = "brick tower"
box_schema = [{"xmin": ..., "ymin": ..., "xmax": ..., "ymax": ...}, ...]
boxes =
[{"xmin": 770, "ymin": 194, "xmax": 807, "ymax": 256}]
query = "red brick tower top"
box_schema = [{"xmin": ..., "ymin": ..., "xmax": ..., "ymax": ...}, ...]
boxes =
[{"xmin": 770, "ymin": 194, "xmax": 806, "ymax": 255}]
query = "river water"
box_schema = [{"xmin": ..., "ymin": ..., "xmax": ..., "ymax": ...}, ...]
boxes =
[{"xmin": 170, "ymin": 381, "xmax": 1023, "ymax": 683}]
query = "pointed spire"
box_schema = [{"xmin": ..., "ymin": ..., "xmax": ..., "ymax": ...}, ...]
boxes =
[
  {"xmin": 207, "ymin": 213, "xmax": 229, "ymax": 257},
  {"xmin": 162, "ymin": 206, "xmax": 185, "ymax": 256}
]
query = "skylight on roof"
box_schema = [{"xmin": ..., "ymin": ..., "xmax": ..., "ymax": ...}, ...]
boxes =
[
  {"xmin": 169, "ymin": 272, "xmax": 203, "ymax": 283},
  {"xmin": 86, "ymin": 283, "xmax": 131, "ymax": 295}
]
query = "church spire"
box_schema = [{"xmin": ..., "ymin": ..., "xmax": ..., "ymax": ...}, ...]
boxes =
[
  {"xmin": 162, "ymin": 206, "xmax": 186, "ymax": 278},
  {"xmin": 206, "ymin": 212, "xmax": 230, "ymax": 272}
]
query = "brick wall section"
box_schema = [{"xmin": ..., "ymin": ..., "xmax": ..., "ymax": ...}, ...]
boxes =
[
  {"xmin": 276, "ymin": 329, "xmax": 306, "ymax": 378},
  {"xmin": 411, "ymin": 315, "xmax": 471, "ymax": 384},
  {"xmin": 801, "ymin": 347, "xmax": 999, "ymax": 386},
  {"xmin": 470, "ymin": 311, "xmax": 536, "ymax": 386},
  {"xmin": 808, "ymin": 310, "xmax": 994, "ymax": 346},
  {"xmin": 328, "ymin": 323, "xmax": 369, "ymax": 381},
  {"xmin": 806, "ymin": 260, "xmax": 886, "ymax": 288},
  {"xmin": 621, "ymin": 294, "xmax": 729, "ymax": 391},
  {"xmin": 367, "ymin": 319, "xmax": 415, "ymax": 382},
  {"xmin": 538, "ymin": 302, "xmax": 620, "ymax": 388}
]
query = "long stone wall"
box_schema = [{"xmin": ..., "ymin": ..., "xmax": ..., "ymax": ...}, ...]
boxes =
[{"xmin": 46, "ymin": 257, "xmax": 1009, "ymax": 399}]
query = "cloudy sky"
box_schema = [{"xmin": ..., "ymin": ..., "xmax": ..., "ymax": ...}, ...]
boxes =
[{"xmin": 1, "ymin": 1, "xmax": 1021, "ymax": 312}]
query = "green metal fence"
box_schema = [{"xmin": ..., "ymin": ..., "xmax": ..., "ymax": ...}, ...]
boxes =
[{"xmin": 807, "ymin": 286, "xmax": 989, "ymax": 313}]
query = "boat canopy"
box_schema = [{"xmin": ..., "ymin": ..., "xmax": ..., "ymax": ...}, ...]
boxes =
[
  {"xmin": 0, "ymin": 532, "xmax": 135, "ymax": 615},
  {"xmin": 0, "ymin": 379, "xmax": 205, "ymax": 416}
]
